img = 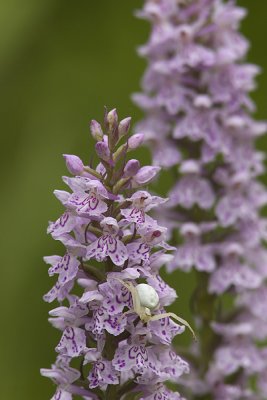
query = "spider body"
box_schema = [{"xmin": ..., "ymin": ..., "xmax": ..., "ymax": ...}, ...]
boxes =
[{"xmin": 113, "ymin": 278, "xmax": 196, "ymax": 339}]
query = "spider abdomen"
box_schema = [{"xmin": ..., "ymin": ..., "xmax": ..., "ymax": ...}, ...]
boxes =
[{"xmin": 136, "ymin": 283, "xmax": 159, "ymax": 309}]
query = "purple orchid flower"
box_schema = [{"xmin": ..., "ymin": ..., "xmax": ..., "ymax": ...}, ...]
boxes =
[
  {"xmin": 42, "ymin": 109, "xmax": 192, "ymax": 399},
  {"xmin": 134, "ymin": 0, "xmax": 267, "ymax": 398}
]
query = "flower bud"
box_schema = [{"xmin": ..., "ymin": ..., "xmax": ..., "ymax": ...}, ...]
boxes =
[
  {"xmin": 118, "ymin": 117, "xmax": 131, "ymax": 138},
  {"xmin": 90, "ymin": 120, "xmax": 103, "ymax": 141},
  {"xmin": 128, "ymin": 133, "xmax": 144, "ymax": 150},
  {"xmin": 95, "ymin": 141, "xmax": 110, "ymax": 162},
  {"xmin": 63, "ymin": 154, "xmax": 84, "ymax": 175},
  {"xmin": 133, "ymin": 166, "xmax": 160, "ymax": 186},
  {"xmin": 124, "ymin": 159, "xmax": 140, "ymax": 177},
  {"xmin": 107, "ymin": 108, "xmax": 118, "ymax": 131}
]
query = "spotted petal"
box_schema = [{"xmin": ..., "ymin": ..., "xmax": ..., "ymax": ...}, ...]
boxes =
[
  {"xmin": 88, "ymin": 360, "xmax": 119, "ymax": 388},
  {"xmin": 45, "ymin": 253, "xmax": 80, "ymax": 284},
  {"xmin": 48, "ymin": 212, "xmax": 77, "ymax": 237},
  {"xmin": 43, "ymin": 280, "xmax": 74, "ymax": 303},
  {"xmin": 86, "ymin": 235, "xmax": 128, "ymax": 267},
  {"xmin": 127, "ymin": 241, "xmax": 150, "ymax": 265},
  {"xmin": 113, "ymin": 344, "xmax": 149, "ymax": 372},
  {"xmin": 68, "ymin": 191, "xmax": 107, "ymax": 216},
  {"xmin": 56, "ymin": 326, "xmax": 87, "ymax": 357}
]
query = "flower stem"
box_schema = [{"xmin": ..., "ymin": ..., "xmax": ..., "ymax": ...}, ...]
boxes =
[
  {"xmin": 105, "ymin": 384, "xmax": 118, "ymax": 400},
  {"xmin": 192, "ymin": 272, "xmax": 219, "ymax": 376}
]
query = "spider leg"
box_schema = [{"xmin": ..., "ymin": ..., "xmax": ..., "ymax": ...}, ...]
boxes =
[
  {"xmin": 168, "ymin": 312, "xmax": 196, "ymax": 341},
  {"xmin": 118, "ymin": 309, "xmax": 134, "ymax": 323},
  {"xmin": 111, "ymin": 277, "xmax": 142, "ymax": 316},
  {"xmin": 149, "ymin": 312, "xmax": 196, "ymax": 340},
  {"xmin": 111, "ymin": 277, "xmax": 131, "ymax": 290}
]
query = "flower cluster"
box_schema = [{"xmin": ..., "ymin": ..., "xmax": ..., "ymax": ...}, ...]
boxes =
[
  {"xmin": 134, "ymin": 0, "xmax": 267, "ymax": 399},
  {"xmin": 41, "ymin": 108, "xmax": 191, "ymax": 400}
]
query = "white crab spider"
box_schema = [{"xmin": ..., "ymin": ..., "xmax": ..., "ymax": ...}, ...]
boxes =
[{"xmin": 114, "ymin": 278, "xmax": 196, "ymax": 340}]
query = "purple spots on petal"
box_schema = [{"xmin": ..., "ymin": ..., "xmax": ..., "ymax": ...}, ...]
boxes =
[
  {"xmin": 129, "ymin": 207, "xmax": 145, "ymax": 224},
  {"xmin": 60, "ymin": 212, "xmax": 69, "ymax": 227},
  {"xmin": 56, "ymin": 327, "xmax": 86, "ymax": 357},
  {"xmin": 54, "ymin": 389, "xmax": 63, "ymax": 400},
  {"xmin": 137, "ymin": 243, "xmax": 150, "ymax": 256},
  {"xmin": 107, "ymin": 236, "xmax": 117, "ymax": 254}
]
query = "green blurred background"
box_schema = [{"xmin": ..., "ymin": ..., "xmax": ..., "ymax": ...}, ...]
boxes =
[{"xmin": 0, "ymin": 1, "xmax": 266, "ymax": 398}]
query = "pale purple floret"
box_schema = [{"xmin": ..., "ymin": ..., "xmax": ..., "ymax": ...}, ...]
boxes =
[
  {"xmin": 168, "ymin": 161, "xmax": 215, "ymax": 210},
  {"xmin": 167, "ymin": 223, "xmax": 216, "ymax": 273},
  {"xmin": 48, "ymin": 299, "xmax": 90, "ymax": 331},
  {"xmin": 85, "ymin": 217, "xmax": 128, "ymax": 266},
  {"xmin": 65, "ymin": 177, "xmax": 109, "ymax": 217},
  {"xmin": 48, "ymin": 211, "xmax": 78, "ymax": 238},
  {"xmin": 43, "ymin": 280, "xmax": 74, "ymax": 304},
  {"xmin": 44, "ymin": 254, "xmax": 80, "ymax": 284},
  {"xmin": 127, "ymin": 220, "xmax": 169, "ymax": 266},
  {"xmin": 40, "ymin": 356, "xmax": 93, "ymax": 400},
  {"xmin": 121, "ymin": 190, "xmax": 167, "ymax": 225}
]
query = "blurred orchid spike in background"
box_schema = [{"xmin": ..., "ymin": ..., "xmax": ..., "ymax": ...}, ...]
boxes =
[
  {"xmin": 41, "ymin": 108, "xmax": 194, "ymax": 400},
  {"xmin": 134, "ymin": 0, "xmax": 267, "ymax": 399}
]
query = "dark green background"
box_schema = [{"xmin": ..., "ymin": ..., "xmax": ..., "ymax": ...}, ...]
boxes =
[{"xmin": 0, "ymin": 1, "xmax": 266, "ymax": 399}]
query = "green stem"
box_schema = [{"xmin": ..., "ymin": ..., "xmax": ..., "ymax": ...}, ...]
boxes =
[
  {"xmin": 79, "ymin": 356, "xmax": 85, "ymax": 380},
  {"xmin": 192, "ymin": 271, "xmax": 219, "ymax": 376},
  {"xmin": 113, "ymin": 177, "xmax": 131, "ymax": 194},
  {"xmin": 118, "ymin": 379, "xmax": 138, "ymax": 397},
  {"xmin": 81, "ymin": 262, "xmax": 105, "ymax": 282},
  {"xmin": 83, "ymin": 166, "xmax": 103, "ymax": 180},
  {"xmin": 105, "ymin": 384, "xmax": 118, "ymax": 400},
  {"xmin": 75, "ymin": 380, "xmax": 104, "ymax": 399}
]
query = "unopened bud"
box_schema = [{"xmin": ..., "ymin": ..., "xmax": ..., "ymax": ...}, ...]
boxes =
[
  {"xmin": 107, "ymin": 108, "xmax": 118, "ymax": 131},
  {"xmin": 128, "ymin": 133, "xmax": 144, "ymax": 150},
  {"xmin": 90, "ymin": 120, "xmax": 103, "ymax": 141},
  {"xmin": 63, "ymin": 154, "xmax": 84, "ymax": 175},
  {"xmin": 118, "ymin": 117, "xmax": 131, "ymax": 138},
  {"xmin": 124, "ymin": 159, "xmax": 140, "ymax": 177},
  {"xmin": 95, "ymin": 141, "xmax": 110, "ymax": 162},
  {"xmin": 133, "ymin": 166, "xmax": 160, "ymax": 186}
]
